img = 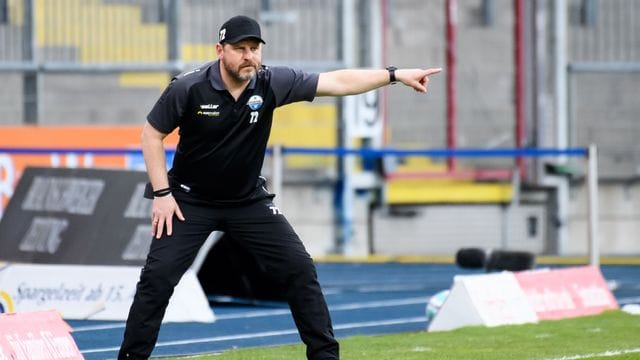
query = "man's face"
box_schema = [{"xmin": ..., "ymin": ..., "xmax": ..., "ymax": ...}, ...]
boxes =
[{"xmin": 218, "ymin": 39, "xmax": 262, "ymax": 83}]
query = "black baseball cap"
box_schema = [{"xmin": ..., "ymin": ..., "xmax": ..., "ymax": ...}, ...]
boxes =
[{"xmin": 218, "ymin": 15, "xmax": 266, "ymax": 44}]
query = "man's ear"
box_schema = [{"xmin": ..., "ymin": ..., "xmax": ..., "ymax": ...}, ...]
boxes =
[{"xmin": 215, "ymin": 43, "xmax": 223, "ymax": 58}]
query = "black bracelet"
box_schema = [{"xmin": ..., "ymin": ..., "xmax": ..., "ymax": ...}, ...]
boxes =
[
  {"xmin": 153, "ymin": 187, "xmax": 172, "ymax": 197},
  {"xmin": 386, "ymin": 66, "xmax": 397, "ymax": 84}
]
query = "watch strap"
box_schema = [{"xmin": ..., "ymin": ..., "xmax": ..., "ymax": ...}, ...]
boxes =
[{"xmin": 386, "ymin": 66, "xmax": 397, "ymax": 84}]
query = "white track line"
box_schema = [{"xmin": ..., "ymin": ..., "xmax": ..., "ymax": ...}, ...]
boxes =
[
  {"xmin": 73, "ymin": 296, "xmax": 427, "ymax": 332},
  {"xmin": 544, "ymin": 348, "xmax": 640, "ymax": 360},
  {"xmin": 323, "ymin": 283, "xmax": 431, "ymax": 295},
  {"xmin": 214, "ymin": 297, "xmax": 427, "ymax": 321},
  {"xmin": 73, "ymin": 323, "xmax": 127, "ymax": 332},
  {"xmin": 81, "ymin": 316, "xmax": 427, "ymax": 354}
]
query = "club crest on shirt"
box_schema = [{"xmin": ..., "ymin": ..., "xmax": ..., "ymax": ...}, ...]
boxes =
[{"xmin": 247, "ymin": 95, "xmax": 264, "ymax": 111}]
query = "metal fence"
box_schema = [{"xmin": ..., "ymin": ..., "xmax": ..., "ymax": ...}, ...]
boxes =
[
  {"xmin": 0, "ymin": 0, "xmax": 343, "ymax": 67},
  {"xmin": 567, "ymin": 0, "xmax": 640, "ymax": 179},
  {"xmin": 1, "ymin": 0, "xmax": 639, "ymax": 179},
  {"xmin": 0, "ymin": 0, "xmax": 345, "ymax": 124},
  {"xmin": 569, "ymin": 0, "xmax": 640, "ymax": 64}
]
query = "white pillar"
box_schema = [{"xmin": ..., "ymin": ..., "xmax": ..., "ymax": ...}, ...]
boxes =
[
  {"xmin": 552, "ymin": 0, "xmax": 570, "ymax": 255},
  {"xmin": 587, "ymin": 144, "xmax": 599, "ymax": 266}
]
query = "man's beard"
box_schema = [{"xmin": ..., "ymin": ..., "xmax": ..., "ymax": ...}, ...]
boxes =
[{"xmin": 223, "ymin": 61, "xmax": 258, "ymax": 82}]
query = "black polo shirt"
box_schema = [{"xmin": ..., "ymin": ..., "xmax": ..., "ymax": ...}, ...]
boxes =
[{"xmin": 147, "ymin": 60, "xmax": 319, "ymax": 205}]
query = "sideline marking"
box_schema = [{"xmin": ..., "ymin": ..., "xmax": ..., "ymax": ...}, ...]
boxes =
[
  {"xmin": 214, "ymin": 297, "xmax": 427, "ymax": 321},
  {"xmin": 73, "ymin": 297, "xmax": 428, "ymax": 332},
  {"xmin": 544, "ymin": 348, "xmax": 640, "ymax": 360},
  {"xmin": 315, "ymin": 255, "xmax": 640, "ymax": 266},
  {"xmin": 80, "ymin": 316, "xmax": 427, "ymax": 354},
  {"xmin": 323, "ymin": 283, "xmax": 432, "ymax": 295}
]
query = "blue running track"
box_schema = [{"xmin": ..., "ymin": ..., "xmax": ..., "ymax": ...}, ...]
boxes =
[{"xmin": 69, "ymin": 263, "xmax": 640, "ymax": 359}]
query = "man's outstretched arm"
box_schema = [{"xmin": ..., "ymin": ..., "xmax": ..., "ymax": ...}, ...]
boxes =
[{"xmin": 316, "ymin": 67, "xmax": 442, "ymax": 96}]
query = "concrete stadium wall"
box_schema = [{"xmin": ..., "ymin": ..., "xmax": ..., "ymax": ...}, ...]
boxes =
[
  {"xmin": 568, "ymin": 182, "xmax": 640, "ymax": 256},
  {"xmin": 0, "ymin": 74, "xmax": 23, "ymax": 124},
  {"xmin": 274, "ymin": 182, "xmax": 370, "ymax": 258},
  {"xmin": 281, "ymin": 181, "xmax": 640, "ymax": 257},
  {"xmin": 371, "ymin": 203, "xmax": 548, "ymax": 256}
]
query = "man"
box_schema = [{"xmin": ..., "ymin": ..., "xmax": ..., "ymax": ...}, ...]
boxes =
[{"xmin": 119, "ymin": 15, "xmax": 441, "ymax": 360}]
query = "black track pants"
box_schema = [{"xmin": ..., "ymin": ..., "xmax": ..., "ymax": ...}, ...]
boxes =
[{"xmin": 118, "ymin": 197, "xmax": 339, "ymax": 360}]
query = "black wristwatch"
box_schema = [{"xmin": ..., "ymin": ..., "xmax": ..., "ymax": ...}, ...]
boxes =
[{"xmin": 386, "ymin": 66, "xmax": 397, "ymax": 84}]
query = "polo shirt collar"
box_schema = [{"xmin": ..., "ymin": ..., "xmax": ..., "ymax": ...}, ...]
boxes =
[{"xmin": 210, "ymin": 60, "xmax": 257, "ymax": 91}]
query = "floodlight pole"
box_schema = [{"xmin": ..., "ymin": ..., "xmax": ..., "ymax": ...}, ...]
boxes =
[{"xmin": 587, "ymin": 144, "xmax": 599, "ymax": 267}]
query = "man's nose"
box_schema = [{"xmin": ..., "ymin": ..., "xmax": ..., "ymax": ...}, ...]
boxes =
[{"xmin": 242, "ymin": 49, "xmax": 253, "ymax": 59}]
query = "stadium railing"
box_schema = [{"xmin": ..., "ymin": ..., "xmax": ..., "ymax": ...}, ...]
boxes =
[{"xmin": 0, "ymin": 144, "xmax": 599, "ymax": 264}]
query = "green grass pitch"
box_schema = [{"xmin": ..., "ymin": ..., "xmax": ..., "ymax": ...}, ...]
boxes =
[{"xmin": 166, "ymin": 311, "xmax": 640, "ymax": 360}]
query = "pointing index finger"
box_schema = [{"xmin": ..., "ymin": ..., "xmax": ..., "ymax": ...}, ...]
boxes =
[{"xmin": 425, "ymin": 68, "xmax": 443, "ymax": 76}]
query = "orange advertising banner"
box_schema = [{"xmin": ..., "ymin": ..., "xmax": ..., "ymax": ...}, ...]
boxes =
[{"xmin": 0, "ymin": 126, "xmax": 179, "ymax": 214}]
